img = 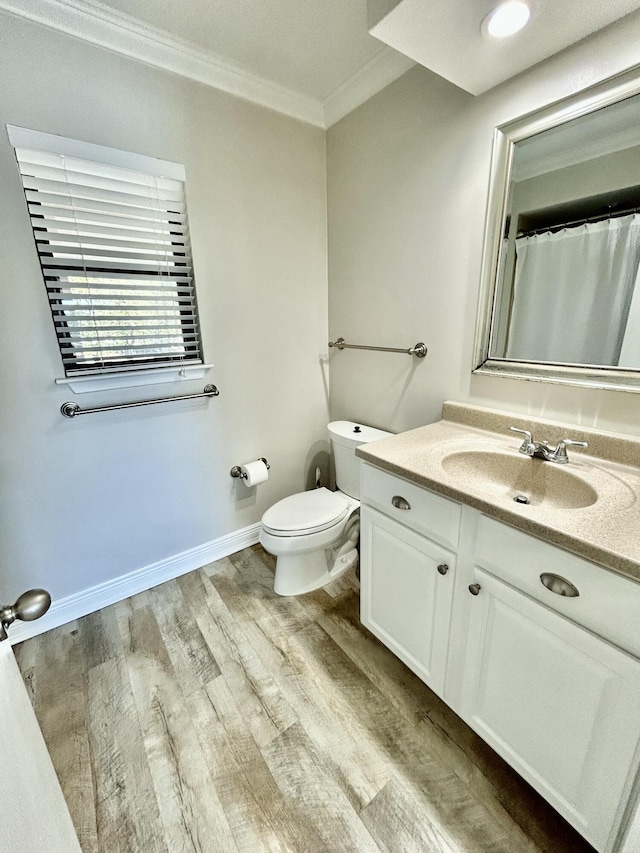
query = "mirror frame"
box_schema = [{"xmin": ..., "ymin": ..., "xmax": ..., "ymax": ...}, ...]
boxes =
[{"xmin": 473, "ymin": 68, "xmax": 640, "ymax": 393}]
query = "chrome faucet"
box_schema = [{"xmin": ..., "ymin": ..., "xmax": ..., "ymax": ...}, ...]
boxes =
[{"xmin": 509, "ymin": 427, "xmax": 588, "ymax": 464}]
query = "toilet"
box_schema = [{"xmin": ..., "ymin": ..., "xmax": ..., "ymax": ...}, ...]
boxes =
[{"xmin": 260, "ymin": 421, "xmax": 391, "ymax": 596}]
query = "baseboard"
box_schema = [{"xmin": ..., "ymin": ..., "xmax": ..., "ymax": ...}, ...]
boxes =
[{"xmin": 9, "ymin": 523, "xmax": 261, "ymax": 645}]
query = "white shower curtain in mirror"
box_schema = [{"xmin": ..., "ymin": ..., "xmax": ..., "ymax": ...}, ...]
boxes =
[{"xmin": 506, "ymin": 214, "xmax": 640, "ymax": 365}]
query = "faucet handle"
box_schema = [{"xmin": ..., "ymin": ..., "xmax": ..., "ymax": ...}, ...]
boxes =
[
  {"xmin": 509, "ymin": 426, "xmax": 534, "ymax": 454},
  {"xmin": 509, "ymin": 426, "xmax": 532, "ymax": 440},
  {"xmin": 551, "ymin": 437, "xmax": 588, "ymax": 463}
]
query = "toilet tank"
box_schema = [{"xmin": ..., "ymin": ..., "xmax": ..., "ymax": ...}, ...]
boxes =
[{"xmin": 328, "ymin": 421, "xmax": 392, "ymax": 500}]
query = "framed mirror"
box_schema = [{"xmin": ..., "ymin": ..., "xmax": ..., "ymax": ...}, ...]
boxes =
[{"xmin": 473, "ymin": 69, "xmax": 640, "ymax": 392}]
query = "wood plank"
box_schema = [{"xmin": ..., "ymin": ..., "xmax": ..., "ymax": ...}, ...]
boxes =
[
  {"xmin": 122, "ymin": 604, "xmax": 239, "ymax": 853},
  {"xmin": 112, "ymin": 591, "xmax": 151, "ymax": 644},
  {"xmin": 261, "ymin": 721, "xmax": 380, "ymax": 853},
  {"xmin": 318, "ymin": 592, "xmax": 593, "ymax": 851},
  {"xmin": 16, "ymin": 544, "xmax": 598, "ymax": 853},
  {"xmin": 86, "ymin": 654, "xmax": 168, "ymax": 853},
  {"xmin": 212, "ymin": 573, "xmax": 393, "ymax": 811},
  {"xmin": 78, "ymin": 609, "xmax": 119, "ymax": 670},
  {"xmin": 186, "ymin": 677, "xmax": 311, "ymax": 852},
  {"xmin": 226, "ymin": 547, "xmax": 318, "ymax": 634},
  {"xmin": 178, "ymin": 569, "xmax": 297, "ymax": 748},
  {"xmin": 236, "ymin": 545, "xmax": 361, "ymax": 636},
  {"xmin": 318, "ymin": 588, "xmax": 441, "ymax": 720},
  {"xmin": 146, "ymin": 579, "xmax": 221, "ymax": 697},
  {"xmin": 291, "ymin": 620, "xmax": 539, "ymax": 853},
  {"xmin": 361, "ymin": 775, "xmax": 464, "ymax": 853},
  {"xmin": 201, "ymin": 554, "xmax": 237, "ymax": 579}
]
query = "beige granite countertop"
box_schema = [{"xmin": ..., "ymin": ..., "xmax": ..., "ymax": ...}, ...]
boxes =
[{"xmin": 356, "ymin": 402, "xmax": 640, "ymax": 584}]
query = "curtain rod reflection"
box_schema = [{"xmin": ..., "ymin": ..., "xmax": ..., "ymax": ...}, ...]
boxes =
[{"xmin": 517, "ymin": 204, "xmax": 640, "ymax": 239}]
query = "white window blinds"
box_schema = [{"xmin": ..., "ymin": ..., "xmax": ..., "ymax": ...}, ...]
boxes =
[{"xmin": 9, "ymin": 127, "xmax": 203, "ymax": 376}]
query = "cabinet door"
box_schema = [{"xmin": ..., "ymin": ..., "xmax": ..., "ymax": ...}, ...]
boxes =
[
  {"xmin": 461, "ymin": 568, "xmax": 640, "ymax": 853},
  {"xmin": 360, "ymin": 505, "xmax": 455, "ymax": 696}
]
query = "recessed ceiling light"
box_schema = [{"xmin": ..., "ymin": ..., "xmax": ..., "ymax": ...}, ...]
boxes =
[{"xmin": 482, "ymin": 1, "xmax": 531, "ymax": 39}]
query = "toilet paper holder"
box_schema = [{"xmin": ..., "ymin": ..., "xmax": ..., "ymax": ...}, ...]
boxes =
[{"xmin": 230, "ymin": 458, "xmax": 270, "ymax": 479}]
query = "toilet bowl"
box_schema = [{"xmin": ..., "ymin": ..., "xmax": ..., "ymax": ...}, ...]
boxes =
[
  {"xmin": 259, "ymin": 421, "xmax": 391, "ymax": 596},
  {"xmin": 260, "ymin": 487, "xmax": 360, "ymax": 596}
]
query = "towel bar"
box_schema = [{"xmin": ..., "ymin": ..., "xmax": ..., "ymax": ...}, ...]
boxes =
[
  {"xmin": 328, "ymin": 337, "xmax": 427, "ymax": 358},
  {"xmin": 61, "ymin": 384, "xmax": 219, "ymax": 418}
]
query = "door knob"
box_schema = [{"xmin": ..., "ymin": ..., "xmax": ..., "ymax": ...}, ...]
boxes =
[
  {"xmin": 437, "ymin": 563, "xmax": 449, "ymax": 575},
  {"xmin": 468, "ymin": 583, "xmax": 482, "ymax": 596},
  {"xmin": 0, "ymin": 589, "xmax": 51, "ymax": 641}
]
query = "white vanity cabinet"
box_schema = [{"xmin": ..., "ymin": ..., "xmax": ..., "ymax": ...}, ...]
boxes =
[
  {"xmin": 359, "ymin": 462, "xmax": 640, "ymax": 853},
  {"xmin": 461, "ymin": 567, "xmax": 640, "ymax": 851},
  {"xmin": 360, "ymin": 507, "xmax": 456, "ymax": 694},
  {"xmin": 459, "ymin": 515, "xmax": 640, "ymax": 853},
  {"xmin": 359, "ymin": 464, "xmax": 461, "ymax": 696}
]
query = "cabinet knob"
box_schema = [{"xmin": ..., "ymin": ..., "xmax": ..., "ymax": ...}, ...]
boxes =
[
  {"xmin": 468, "ymin": 583, "xmax": 481, "ymax": 596},
  {"xmin": 437, "ymin": 563, "xmax": 449, "ymax": 575},
  {"xmin": 391, "ymin": 495, "xmax": 411, "ymax": 510}
]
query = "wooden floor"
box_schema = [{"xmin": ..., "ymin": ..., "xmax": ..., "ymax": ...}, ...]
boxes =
[{"xmin": 15, "ymin": 546, "xmax": 596, "ymax": 853}]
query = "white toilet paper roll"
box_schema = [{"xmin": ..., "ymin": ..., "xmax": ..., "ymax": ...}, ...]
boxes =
[{"xmin": 240, "ymin": 459, "xmax": 269, "ymax": 487}]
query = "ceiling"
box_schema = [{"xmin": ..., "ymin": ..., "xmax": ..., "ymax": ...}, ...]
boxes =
[
  {"xmin": 371, "ymin": 0, "xmax": 640, "ymax": 95},
  {"xmin": 88, "ymin": 0, "xmax": 386, "ymax": 103},
  {"xmin": 3, "ymin": 0, "xmax": 640, "ymax": 126}
]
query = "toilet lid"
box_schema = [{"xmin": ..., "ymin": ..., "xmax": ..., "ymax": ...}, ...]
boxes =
[{"xmin": 262, "ymin": 488, "xmax": 350, "ymax": 535}]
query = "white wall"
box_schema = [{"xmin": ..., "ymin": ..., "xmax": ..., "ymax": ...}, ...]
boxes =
[
  {"xmin": 0, "ymin": 13, "xmax": 329, "ymax": 604},
  {"xmin": 327, "ymin": 16, "xmax": 640, "ymax": 437}
]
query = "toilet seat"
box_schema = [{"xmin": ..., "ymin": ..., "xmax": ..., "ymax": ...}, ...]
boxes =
[{"xmin": 262, "ymin": 487, "xmax": 350, "ymax": 536}]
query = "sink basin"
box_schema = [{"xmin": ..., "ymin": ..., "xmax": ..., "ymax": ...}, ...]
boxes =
[{"xmin": 441, "ymin": 448, "xmax": 599, "ymax": 509}]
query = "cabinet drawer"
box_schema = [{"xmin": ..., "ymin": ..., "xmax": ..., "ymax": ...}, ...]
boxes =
[
  {"xmin": 475, "ymin": 515, "xmax": 640, "ymax": 657},
  {"xmin": 361, "ymin": 463, "xmax": 461, "ymax": 549}
]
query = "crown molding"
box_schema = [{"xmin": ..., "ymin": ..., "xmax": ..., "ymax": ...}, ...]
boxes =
[
  {"xmin": 323, "ymin": 46, "xmax": 415, "ymax": 127},
  {"xmin": 0, "ymin": 0, "xmax": 414, "ymax": 129},
  {"xmin": 0, "ymin": 0, "xmax": 325, "ymax": 126}
]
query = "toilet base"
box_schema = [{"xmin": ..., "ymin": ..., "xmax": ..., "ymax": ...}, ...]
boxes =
[
  {"xmin": 273, "ymin": 545, "xmax": 358, "ymax": 596},
  {"xmin": 260, "ymin": 502, "xmax": 360, "ymax": 597}
]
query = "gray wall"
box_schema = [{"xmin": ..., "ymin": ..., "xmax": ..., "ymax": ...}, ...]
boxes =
[
  {"xmin": 327, "ymin": 28, "xmax": 640, "ymax": 437},
  {"xmin": 0, "ymin": 14, "xmax": 329, "ymax": 602}
]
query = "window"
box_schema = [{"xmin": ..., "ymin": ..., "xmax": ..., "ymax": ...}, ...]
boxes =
[{"xmin": 8, "ymin": 126, "xmax": 204, "ymax": 377}]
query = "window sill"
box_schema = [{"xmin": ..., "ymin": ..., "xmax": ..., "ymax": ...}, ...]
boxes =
[{"xmin": 55, "ymin": 363, "xmax": 214, "ymax": 394}]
